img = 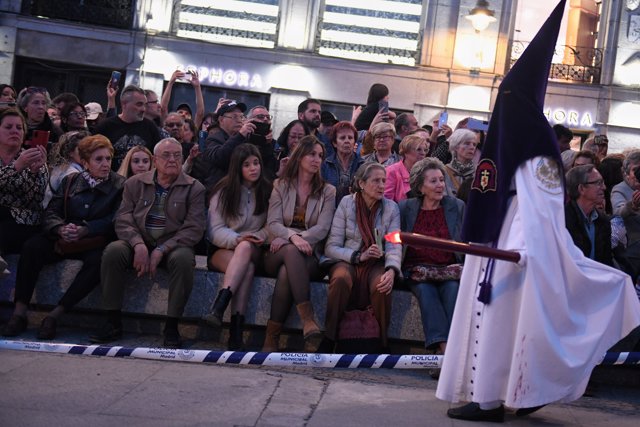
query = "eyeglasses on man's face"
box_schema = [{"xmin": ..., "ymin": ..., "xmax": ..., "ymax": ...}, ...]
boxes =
[
  {"xmin": 158, "ymin": 152, "xmax": 183, "ymax": 161},
  {"xmin": 69, "ymin": 111, "xmax": 87, "ymax": 118},
  {"xmin": 222, "ymin": 113, "xmax": 245, "ymax": 121},
  {"xmin": 252, "ymin": 114, "xmax": 272, "ymax": 121},
  {"xmin": 583, "ymin": 179, "xmax": 605, "ymax": 187}
]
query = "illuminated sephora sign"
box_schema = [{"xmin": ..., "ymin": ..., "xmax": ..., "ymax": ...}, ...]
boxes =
[{"xmin": 178, "ymin": 64, "xmax": 263, "ymax": 89}]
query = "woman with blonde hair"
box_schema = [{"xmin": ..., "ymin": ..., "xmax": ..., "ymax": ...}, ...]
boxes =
[
  {"xmin": 117, "ymin": 145, "xmax": 153, "ymax": 178},
  {"xmin": 384, "ymin": 134, "xmax": 429, "ymax": 202}
]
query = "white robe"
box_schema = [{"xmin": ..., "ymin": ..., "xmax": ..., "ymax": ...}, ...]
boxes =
[{"xmin": 436, "ymin": 157, "xmax": 640, "ymax": 408}]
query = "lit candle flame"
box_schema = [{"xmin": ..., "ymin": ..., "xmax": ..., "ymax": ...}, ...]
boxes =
[{"xmin": 385, "ymin": 231, "xmax": 402, "ymax": 244}]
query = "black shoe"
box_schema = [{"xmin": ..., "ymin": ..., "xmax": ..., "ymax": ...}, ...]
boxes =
[
  {"xmin": 89, "ymin": 321, "xmax": 122, "ymax": 343},
  {"xmin": 429, "ymin": 368, "xmax": 441, "ymax": 380},
  {"xmin": 203, "ymin": 288, "xmax": 233, "ymax": 328},
  {"xmin": 37, "ymin": 316, "xmax": 57, "ymax": 340},
  {"xmin": 447, "ymin": 402, "xmax": 504, "ymax": 423},
  {"xmin": 2, "ymin": 315, "xmax": 28, "ymax": 337},
  {"xmin": 228, "ymin": 313, "xmax": 245, "ymax": 351},
  {"xmin": 163, "ymin": 328, "xmax": 182, "ymax": 348},
  {"xmin": 515, "ymin": 405, "xmax": 546, "ymax": 417},
  {"xmin": 316, "ymin": 337, "xmax": 335, "ymax": 354}
]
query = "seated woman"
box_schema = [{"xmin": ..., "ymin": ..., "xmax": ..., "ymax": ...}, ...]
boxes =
[
  {"xmin": 399, "ymin": 158, "xmax": 464, "ymax": 356},
  {"xmin": 2, "ymin": 134, "xmax": 125, "ymax": 339},
  {"xmin": 444, "ymin": 129, "xmax": 479, "ymax": 198},
  {"xmin": 263, "ymin": 136, "xmax": 336, "ymax": 352},
  {"xmin": 0, "ymin": 108, "xmax": 48, "ymax": 274},
  {"xmin": 322, "ymin": 163, "xmax": 401, "ymax": 353},
  {"xmin": 321, "ymin": 120, "xmax": 364, "ymax": 205},
  {"xmin": 116, "ymin": 145, "xmax": 153, "ymax": 179},
  {"xmin": 205, "ymin": 144, "xmax": 272, "ymax": 350},
  {"xmin": 44, "ymin": 130, "xmax": 90, "ymax": 207},
  {"xmin": 384, "ymin": 134, "xmax": 429, "ymax": 202}
]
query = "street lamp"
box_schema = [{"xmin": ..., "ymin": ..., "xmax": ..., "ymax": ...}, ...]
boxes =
[{"xmin": 465, "ymin": 0, "xmax": 497, "ymax": 32}]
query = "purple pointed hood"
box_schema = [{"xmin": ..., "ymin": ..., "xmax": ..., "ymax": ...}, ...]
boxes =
[{"xmin": 462, "ymin": 0, "xmax": 566, "ymax": 243}]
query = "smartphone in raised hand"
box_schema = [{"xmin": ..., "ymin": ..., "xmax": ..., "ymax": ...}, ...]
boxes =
[
  {"xmin": 108, "ymin": 71, "xmax": 121, "ymax": 90},
  {"xmin": 438, "ymin": 111, "xmax": 448, "ymax": 128}
]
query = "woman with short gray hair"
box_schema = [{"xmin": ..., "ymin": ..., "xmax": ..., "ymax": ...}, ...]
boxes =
[
  {"xmin": 444, "ymin": 129, "xmax": 479, "ymax": 198},
  {"xmin": 362, "ymin": 122, "xmax": 400, "ymax": 167}
]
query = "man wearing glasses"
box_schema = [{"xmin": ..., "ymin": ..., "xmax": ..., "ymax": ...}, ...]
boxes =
[
  {"xmin": 565, "ymin": 164, "xmax": 615, "ymax": 267},
  {"xmin": 190, "ymin": 100, "xmax": 255, "ymax": 189},
  {"xmin": 90, "ymin": 137, "xmax": 205, "ymax": 348},
  {"xmin": 95, "ymin": 85, "xmax": 161, "ymax": 171},
  {"xmin": 246, "ymin": 105, "xmax": 279, "ymax": 180}
]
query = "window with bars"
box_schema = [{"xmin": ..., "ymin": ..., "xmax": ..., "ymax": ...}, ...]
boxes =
[
  {"xmin": 317, "ymin": 0, "xmax": 425, "ymax": 66},
  {"xmin": 174, "ymin": 0, "xmax": 280, "ymax": 49}
]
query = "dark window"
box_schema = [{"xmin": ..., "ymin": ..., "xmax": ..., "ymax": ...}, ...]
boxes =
[
  {"xmin": 22, "ymin": 0, "xmax": 134, "ymax": 30},
  {"xmin": 13, "ymin": 57, "xmax": 119, "ymax": 108}
]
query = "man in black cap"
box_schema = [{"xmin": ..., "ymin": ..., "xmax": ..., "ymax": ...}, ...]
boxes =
[
  {"xmin": 436, "ymin": 0, "xmax": 640, "ymax": 422},
  {"xmin": 319, "ymin": 110, "xmax": 338, "ymax": 141},
  {"xmin": 190, "ymin": 100, "xmax": 255, "ymax": 189}
]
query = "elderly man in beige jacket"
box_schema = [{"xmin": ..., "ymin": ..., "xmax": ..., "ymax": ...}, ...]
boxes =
[{"xmin": 90, "ymin": 138, "xmax": 205, "ymax": 348}]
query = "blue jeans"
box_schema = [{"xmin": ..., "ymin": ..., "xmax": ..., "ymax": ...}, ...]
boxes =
[{"xmin": 409, "ymin": 280, "xmax": 459, "ymax": 349}]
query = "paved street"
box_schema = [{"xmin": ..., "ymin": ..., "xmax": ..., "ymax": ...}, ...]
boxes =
[{"xmin": 1, "ymin": 331, "xmax": 639, "ymax": 427}]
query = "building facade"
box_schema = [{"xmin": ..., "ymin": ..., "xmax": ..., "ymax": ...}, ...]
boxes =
[{"xmin": 1, "ymin": 0, "xmax": 639, "ymax": 151}]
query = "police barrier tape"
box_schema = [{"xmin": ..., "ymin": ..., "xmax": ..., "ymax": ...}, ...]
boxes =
[{"xmin": 0, "ymin": 340, "xmax": 638, "ymax": 368}]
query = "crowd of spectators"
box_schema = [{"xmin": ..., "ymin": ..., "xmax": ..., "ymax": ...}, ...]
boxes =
[{"xmin": 1, "ymin": 77, "xmax": 638, "ymax": 354}]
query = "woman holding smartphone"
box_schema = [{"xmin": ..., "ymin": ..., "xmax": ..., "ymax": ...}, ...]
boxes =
[
  {"xmin": 2, "ymin": 134, "xmax": 125, "ymax": 339},
  {"xmin": 262, "ymin": 136, "xmax": 336, "ymax": 352},
  {"xmin": 206, "ymin": 144, "xmax": 272, "ymax": 350},
  {"xmin": 321, "ymin": 163, "xmax": 401, "ymax": 353},
  {"xmin": 0, "ymin": 108, "xmax": 48, "ymax": 274}
]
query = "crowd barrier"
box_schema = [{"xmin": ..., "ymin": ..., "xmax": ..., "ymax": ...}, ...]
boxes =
[{"xmin": 1, "ymin": 339, "xmax": 638, "ymax": 370}]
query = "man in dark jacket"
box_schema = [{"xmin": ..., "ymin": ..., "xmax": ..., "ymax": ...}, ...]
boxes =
[
  {"xmin": 190, "ymin": 101, "xmax": 255, "ymax": 190},
  {"xmin": 565, "ymin": 164, "xmax": 613, "ymax": 266}
]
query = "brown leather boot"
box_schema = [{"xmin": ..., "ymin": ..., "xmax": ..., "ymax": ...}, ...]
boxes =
[
  {"xmin": 262, "ymin": 320, "xmax": 282, "ymax": 352},
  {"xmin": 296, "ymin": 301, "xmax": 322, "ymax": 352}
]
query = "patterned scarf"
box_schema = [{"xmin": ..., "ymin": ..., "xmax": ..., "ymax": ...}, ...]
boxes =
[
  {"xmin": 448, "ymin": 157, "xmax": 476, "ymax": 179},
  {"xmin": 81, "ymin": 170, "xmax": 108, "ymax": 188}
]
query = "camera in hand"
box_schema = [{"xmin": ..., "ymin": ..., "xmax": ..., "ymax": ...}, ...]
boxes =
[
  {"xmin": 634, "ymin": 166, "xmax": 640, "ymax": 183},
  {"xmin": 248, "ymin": 121, "xmax": 271, "ymax": 145}
]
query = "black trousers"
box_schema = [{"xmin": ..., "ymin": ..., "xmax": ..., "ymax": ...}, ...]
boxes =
[
  {"xmin": 0, "ymin": 216, "xmax": 41, "ymax": 256},
  {"xmin": 14, "ymin": 233, "xmax": 103, "ymax": 311}
]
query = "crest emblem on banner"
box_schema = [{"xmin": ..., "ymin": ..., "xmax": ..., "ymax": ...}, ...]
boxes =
[{"xmin": 472, "ymin": 159, "xmax": 498, "ymax": 193}]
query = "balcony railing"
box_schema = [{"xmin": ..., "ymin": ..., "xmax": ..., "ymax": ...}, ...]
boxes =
[
  {"xmin": 510, "ymin": 41, "xmax": 603, "ymax": 84},
  {"xmin": 22, "ymin": 0, "xmax": 134, "ymax": 30}
]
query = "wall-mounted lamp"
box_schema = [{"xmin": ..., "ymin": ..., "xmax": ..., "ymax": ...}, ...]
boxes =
[{"xmin": 465, "ymin": 0, "xmax": 497, "ymax": 32}]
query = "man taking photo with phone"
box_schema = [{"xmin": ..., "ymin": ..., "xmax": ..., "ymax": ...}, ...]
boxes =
[{"xmin": 190, "ymin": 100, "xmax": 255, "ymax": 190}]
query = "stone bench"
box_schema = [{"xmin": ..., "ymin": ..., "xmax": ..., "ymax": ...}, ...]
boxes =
[{"xmin": 0, "ymin": 254, "xmax": 426, "ymax": 343}]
